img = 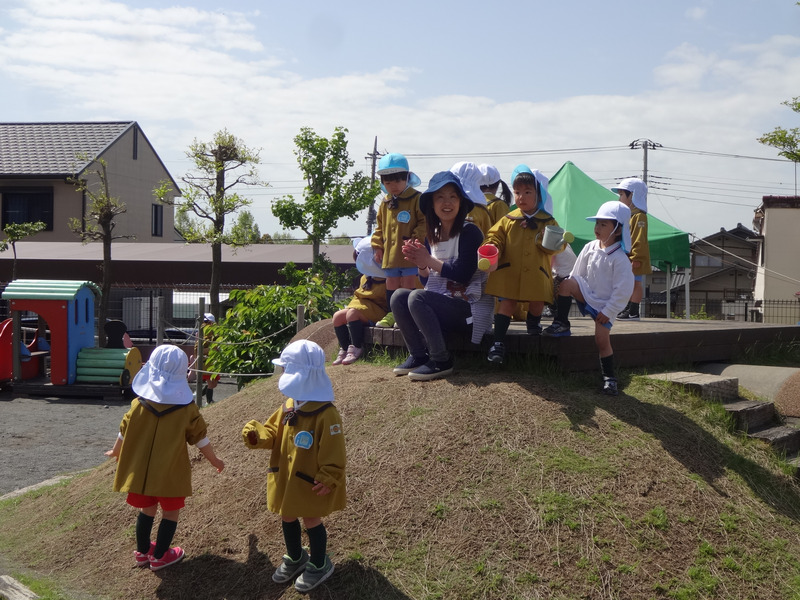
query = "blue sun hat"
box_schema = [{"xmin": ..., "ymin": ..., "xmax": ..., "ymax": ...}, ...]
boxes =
[
  {"xmin": 611, "ymin": 177, "xmax": 648, "ymax": 212},
  {"xmin": 353, "ymin": 237, "xmax": 386, "ymax": 278},
  {"xmin": 450, "ymin": 161, "xmax": 488, "ymax": 206},
  {"xmin": 377, "ymin": 153, "xmax": 421, "ymax": 194},
  {"xmin": 132, "ymin": 344, "xmax": 193, "ymax": 405},
  {"xmin": 419, "ymin": 171, "xmax": 475, "ymax": 214},
  {"xmin": 510, "ymin": 164, "xmax": 553, "ymax": 215},
  {"xmin": 586, "ymin": 201, "xmax": 632, "ymax": 252},
  {"xmin": 272, "ymin": 340, "xmax": 334, "ymax": 407}
]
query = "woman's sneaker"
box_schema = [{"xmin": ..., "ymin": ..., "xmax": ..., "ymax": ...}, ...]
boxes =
[
  {"xmin": 408, "ymin": 358, "xmax": 454, "ymax": 381},
  {"xmin": 331, "ymin": 348, "xmax": 347, "ymax": 366},
  {"xmin": 272, "ymin": 549, "xmax": 309, "ymax": 583},
  {"xmin": 149, "ymin": 547, "xmax": 185, "ymax": 571},
  {"xmin": 294, "ymin": 555, "xmax": 334, "ymax": 593},
  {"xmin": 393, "ymin": 354, "xmax": 428, "ymax": 375}
]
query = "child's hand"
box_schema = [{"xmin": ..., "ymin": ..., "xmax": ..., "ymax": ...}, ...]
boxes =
[
  {"xmin": 312, "ymin": 480, "xmax": 332, "ymax": 496},
  {"xmin": 211, "ymin": 457, "xmax": 225, "ymax": 473},
  {"xmin": 596, "ymin": 312, "xmax": 610, "ymax": 325},
  {"xmin": 373, "ymin": 248, "xmax": 383, "ymax": 263},
  {"xmin": 631, "ymin": 260, "xmax": 642, "ymax": 269},
  {"xmin": 247, "ymin": 430, "xmax": 258, "ymax": 446},
  {"xmin": 242, "ymin": 420, "xmax": 268, "ymax": 448},
  {"xmin": 104, "ymin": 448, "xmax": 119, "ymax": 461}
]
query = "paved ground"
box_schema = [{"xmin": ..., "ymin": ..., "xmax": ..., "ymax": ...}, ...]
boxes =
[{"xmin": 0, "ymin": 378, "xmax": 239, "ymax": 498}]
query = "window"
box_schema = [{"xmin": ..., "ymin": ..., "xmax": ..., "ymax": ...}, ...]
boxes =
[
  {"xmin": 1, "ymin": 188, "xmax": 54, "ymax": 230},
  {"xmin": 694, "ymin": 255, "xmax": 723, "ymax": 268},
  {"xmin": 151, "ymin": 203, "xmax": 163, "ymax": 237}
]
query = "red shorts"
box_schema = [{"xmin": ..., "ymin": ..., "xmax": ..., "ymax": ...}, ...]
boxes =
[{"xmin": 126, "ymin": 493, "xmax": 185, "ymax": 511}]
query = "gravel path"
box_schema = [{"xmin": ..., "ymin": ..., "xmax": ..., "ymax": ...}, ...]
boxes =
[{"xmin": 0, "ymin": 380, "xmax": 239, "ymax": 497}]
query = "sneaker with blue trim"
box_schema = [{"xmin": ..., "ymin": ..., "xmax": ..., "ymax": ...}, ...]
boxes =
[
  {"xmin": 393, "ymin": 354, "xmax": 429, "ymax": 376},
  {"xmin": 542, "ymin": 321, "xmax": 571, "ymax": 337},
  {"xmin": 294, "ymin": 555, "xmax": 334, "ymax": 593},
  {"xmin": 487, "ymin": 342, "xmax": 505, "ymax": 364},
  {"xmin": 272, "ymin": 548, "xmax": 309, "ymax": 583},
  {"xmin": 408, "ymin": 358, "xmax": 454, "ymax": 381}
]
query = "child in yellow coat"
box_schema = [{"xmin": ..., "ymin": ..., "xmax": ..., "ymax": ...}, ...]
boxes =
[
  {"xmin": 242, "ymin": 340, "xmax": 346, "ymax": 593},
  {"xmin": 481, "ymin": 165, "xmax": 562, "ymax": 364},
  {"xmin": 612, "ymin": 177, "xmax": 651, "ymax": 320},
  {"xmin": 106, "ymin": 345, "xmax": 225, "ymax": 571}
]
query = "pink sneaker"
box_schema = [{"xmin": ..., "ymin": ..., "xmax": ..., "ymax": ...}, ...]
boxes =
[
  {"xmin": 331, "ymin": 348, "xmax": 347, "ymax": 365},
  {"xmin": 134, "ymin": 542, "xmax": 156, "ymax": 567},
  {"xmin": 341, "ymin": 345, "xmax": 363, "ymax": 365},
  {"xmin": 149, "ymin": 547, "xmax": 185, "ymax": 571}
]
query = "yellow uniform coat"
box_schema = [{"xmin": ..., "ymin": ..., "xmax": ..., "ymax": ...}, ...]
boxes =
[
  {"xmin": 629, "ymin": 207, "xmax": 652, "ymax": 276},
  {"xmin": 485, "ymin": 193, "xmax": 510, "ymax": 225},
  {"xmin": 483, "ymin": 209, "xmax": 560, "ymax": 302},
  {"xmin": 371, "ymin": 187, "xmax": 426, "ymax": 269},
  {"xmin": 242, "ymin": 399, "xmax": 346, "ymax": 519},
  {"xmin": 466, "ymin": 204, "xmax": 493, "ymax": 236},
  {"xmin": 113, "ymin": 399, "xmax": 208, "ymax": 497},
  {"xmin": 347, "ymin": 275, "xmax": 389, "ymax": 323}
]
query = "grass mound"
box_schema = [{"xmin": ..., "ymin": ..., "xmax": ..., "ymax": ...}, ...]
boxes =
[{"xmin": 3, "ymin": 361, "xmax": 800, "ymax": 599}]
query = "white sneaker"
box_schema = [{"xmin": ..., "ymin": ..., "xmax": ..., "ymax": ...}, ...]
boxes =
[
  {"xmin": 341, "ymin": 345, "xmax": 363, "ymax": 365},
  {"xmin": 331, "ymin": 348, "xmax": 347, "ymax": 365}
]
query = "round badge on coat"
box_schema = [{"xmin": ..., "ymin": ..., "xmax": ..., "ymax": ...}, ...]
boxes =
[
  {"xmin": 294, "ymin": 430, "xmax": 314, "ymax": 449},
  {"xmin": 397, "ymin": 211, "xmax": 411, "ymax": 223}
]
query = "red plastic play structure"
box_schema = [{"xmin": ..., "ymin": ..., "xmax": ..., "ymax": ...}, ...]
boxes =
[{"xmin": 0, "ymin": 317, "xmax": 47, "ymax": 381}]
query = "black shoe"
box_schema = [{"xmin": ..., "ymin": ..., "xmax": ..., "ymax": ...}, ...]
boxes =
[
  {"xmin": 617, "ymin": 308, "xmax": 640, "ymax": 320},
  {"xmin": 527, "ymin": 323, "xmax": 543, "ymax": 335},
  {"xmin": 487, "ymin": 342, "xmax": 505, "ymax": 364},
  {"xmin": 408, "ymin": 358, "xmax": 454, "ymax": 381},
  {"xmin": 542, "ymin": 321, "xmax": 571, "ymax": 337},
  {"xmin": 602, "ymin": 377, "xmax": 619, "ymax": 396},
  {"xmin": 393, "ymin": 354, "xmax": 429, "ymax": 376}
]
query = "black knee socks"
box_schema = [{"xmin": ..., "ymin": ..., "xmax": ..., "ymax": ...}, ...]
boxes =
[
  {"xmin": 282, "ymin": 519, "xmax": 303, "ymax": 561},
  {"xmin": 306, "ymin": 523, "xmax": 328, "ymax": 568},
  {"xmin": 555, "ymin": 295, "xmax": 573, "ymax": 325},
  {"xmin": 493, "ymin": 313, "xmax": 511, "ymax": 342},
  {"xmin": 153, "ymin": 518, "xmax": 178, "ymax": 559},
  {"xmin": 347, "ymin": 320, "xmax": 365, "ymax": 348},
  {"xmin": 600, "ymin": 355, "xmax": 615, "ymax": 379},
  {"xmin": 136, "ymin": 512, "xmax": 155, "ymax": 554},
  {"xmin": 334, "ymin": 324, "xmax": 351, "ymax": 350}
]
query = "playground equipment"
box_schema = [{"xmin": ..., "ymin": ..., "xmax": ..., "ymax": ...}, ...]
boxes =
[{"xmin": 1, "ymin": 279, "xmax": 141, "ymax": 389}]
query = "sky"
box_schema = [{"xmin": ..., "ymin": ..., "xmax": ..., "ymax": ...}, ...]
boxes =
[{"xmin": 1, "ymin": 0, "xmax": 799, "ymax": 242}]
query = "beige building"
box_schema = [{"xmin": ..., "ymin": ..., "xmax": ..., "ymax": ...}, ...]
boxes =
[
  {"xmin": 752, "ymin": 196, "xmax": 800, "ymax": 302},
  {"xmin": 0, "ymin": 121, "xmax": 179, "ymax": 242}
]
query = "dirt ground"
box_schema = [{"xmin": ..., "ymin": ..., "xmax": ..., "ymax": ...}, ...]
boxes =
[{"xmin": 0, "ymin": 379, "xmax": 240, "ymax": 497}]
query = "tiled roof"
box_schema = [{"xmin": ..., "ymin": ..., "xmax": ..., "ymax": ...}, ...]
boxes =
[{"xmin": 0, "ymin": 121, "xmax": 135, "ymax": 177}]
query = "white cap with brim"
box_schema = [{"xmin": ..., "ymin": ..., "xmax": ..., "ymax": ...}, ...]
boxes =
[
  {"xmin": 353, "ymin": 237, "xmax": 386, "ymax": 279},
  {"xmin": 132, "ymin": 345, "xmax": 193, "ymax": 405},
  {"xmin": 586, "ymin": 201, "xmax": 632, "ymax": 252},
  {"xmin": 450, "ymin": 161, "xmax": 488, "ymax": 206},
  {"xmin": 272, "ymin": 340, "xmax": 334, "ymax": 406},
  {"xmin": 611, "ymin": 178, "xmax": 648, "ymax": 212}
]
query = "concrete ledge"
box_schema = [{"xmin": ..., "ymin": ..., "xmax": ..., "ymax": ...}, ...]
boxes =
[
  {"xmin": 0, "ymin": 575, "xmax": 38, "ymax": 600},
  {"xmin": 647, "ymin": 371, "xmax": 739, "ymax": 402}
]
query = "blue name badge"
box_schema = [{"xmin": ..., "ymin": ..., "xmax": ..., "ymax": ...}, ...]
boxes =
[
  {"xmin": 294, "ymin": 430, "xmax": 313, "ymax": 449},
  {"xmin": 397, "ymin": 210, "xmax": 411, "ymax": 223}
]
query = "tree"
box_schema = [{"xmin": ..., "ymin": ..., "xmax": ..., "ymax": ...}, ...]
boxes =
[
  {"xmin": 758, "ymin": 96, "xmax": 800, "ymax": 163},
  {"xmin": 68, "ymin": 157, "xmax": 132, "ymax": 346},
  {"xmin": 155, "ymin": 129, "xmax": 262, "ymax": 320},
  {"xmin": 272, "ymin": 126, "xmax": 380, "ymax": 261},
  {"xmin": 0, "ymin": 221, "xmax": 47, "ymax": 281},
  {"xmin": 229, "ymin": 209, "xmax": 262, "ymax": 245}
]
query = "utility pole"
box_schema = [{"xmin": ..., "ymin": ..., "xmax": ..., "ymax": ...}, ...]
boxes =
[
  {"xmin": 365, "ymin": 137, "xmax": 383, "ymax": 236},
  {"xmin": 629, "ymin": 139, "xmax": 662, "ymax": 184}
]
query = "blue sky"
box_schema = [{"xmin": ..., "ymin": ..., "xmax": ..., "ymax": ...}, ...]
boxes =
[{"xmin": 1, "ymin": 0, "xmax": 798, "ymax": 240}]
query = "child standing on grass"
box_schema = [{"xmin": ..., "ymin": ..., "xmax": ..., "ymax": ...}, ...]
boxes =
[
  {"xmin": 542, "ymin": 201, "xmax": 634, "ymax": 395},
  {"xmin": 612, "ymin": 177, "xmax": 651, "ymax": 320},
  {"xmin": 371, "ymin": 153, "xmax": 426, "ymax": 328},
  {"xmin": 331, "ymin": 237, "xmax": 388, "ymax": 365},
  {"xmin": 481, "ymin": 165, "xmax": 562, "ymax": 364},
  {"xmin": 242, "ymin": 340, "xmax": 346, "ymax": 593},
  {"xmin": 106, "ymin": 345, "xmax": 225, "ymax": 571}
]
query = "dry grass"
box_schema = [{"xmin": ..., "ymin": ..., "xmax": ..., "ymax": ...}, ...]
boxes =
[{"xmin": 3, "ymin": 361, "xmax": 800, "ymax": 599}]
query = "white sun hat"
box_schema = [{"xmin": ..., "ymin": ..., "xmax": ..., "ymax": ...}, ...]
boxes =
[
  {"xmin": 450, "ymin": 161, "xmax": 488, "ymax": 206},
  {"xmin": 586, "ymin": 201, "xmax": 632, "ymax": 252},
  {"xmin": 132, "ymin": 344, "xmax": 193, "ymax": 405},
  {"xmin": 272, "ymin": 340, "xmax": 334, "ymax": 406},
  {"xmin": 611, "ymin": 177, "xmax": 648, "ymax": 212}
]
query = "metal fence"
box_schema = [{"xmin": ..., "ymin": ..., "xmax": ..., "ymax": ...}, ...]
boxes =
[{"xmin": 645, "ymin": 298, "xmax": 800, "ymax": 324}]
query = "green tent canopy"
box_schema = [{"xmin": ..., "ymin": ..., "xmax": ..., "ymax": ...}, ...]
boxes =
[{"xmin": 548, "ymin": 161, "xmax": 690, "ymax": 270}]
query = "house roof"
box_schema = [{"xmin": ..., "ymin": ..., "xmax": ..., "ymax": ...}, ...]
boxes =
[{"xmin": 0, "ymin": 121, "xmax": 135, "ymax": 178}]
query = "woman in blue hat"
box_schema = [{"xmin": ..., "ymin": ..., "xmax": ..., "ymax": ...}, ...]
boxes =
[{"xmin": 390, "ymin": 171, "xmax": 491, "ymax": 381}]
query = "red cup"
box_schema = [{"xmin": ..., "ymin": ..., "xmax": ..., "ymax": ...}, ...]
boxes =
[{"xmin": 477, "ymin": 244, "xmax": 499, "ymax": 271}]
